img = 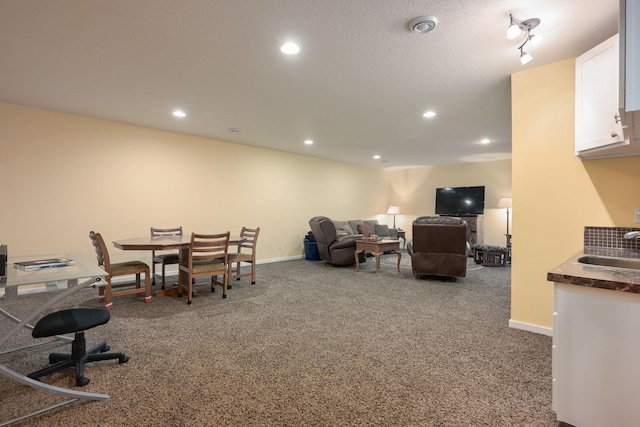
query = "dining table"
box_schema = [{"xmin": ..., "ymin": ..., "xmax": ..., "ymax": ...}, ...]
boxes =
[{"xmin": 112, "ymin": 234, "xmax": 245, "ymax": 297}]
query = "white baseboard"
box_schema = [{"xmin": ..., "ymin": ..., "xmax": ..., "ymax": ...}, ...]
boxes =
[
  {"xmin": 257, "ymin": 255, "xmax": 304, "ymax": 264},
  {"xmin": 509, "ymin": 319, "xmax": 552, "ymax": 336}
]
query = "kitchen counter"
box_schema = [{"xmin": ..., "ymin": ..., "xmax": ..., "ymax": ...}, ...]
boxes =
[
  {"xmin": 547, "ymin": 248, "xmax": 640, "ymax": 293},
  {"xmin": 549, "ymin": 248, "xmax": 640, "ymax": 427}
]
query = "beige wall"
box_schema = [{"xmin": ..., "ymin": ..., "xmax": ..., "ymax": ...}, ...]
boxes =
[
  {"xmin": 1, "ymin": 101, "xmax": 513, "ymax": 280},
  {"xmin": 0, "ymin": 102, "xmax": 387, "ymax": 264},
  {"xmin": 511, "ymin": 58, "xmax": 640, "ymax": 332},
  {"xmin": 383, "ymin": 161, "xmax": 512, "ymax": 246}
]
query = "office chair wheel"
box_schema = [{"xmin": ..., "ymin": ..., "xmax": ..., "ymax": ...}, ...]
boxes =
[
  {"xmin": 119, "ymin": 355, "xmax": 129, "ymax": 363},
  {"xmin": 77, "ymin": 376, "xmax": 90, "ymax": 387}
]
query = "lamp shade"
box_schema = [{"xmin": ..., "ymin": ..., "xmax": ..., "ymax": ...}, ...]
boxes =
[
  {"xmin": 387, "ymin": 205, "xmax": 400, "ymax": 215},
  {"xmin": 507, "ymin": 23, "xmax": 522, "ymax": 40},
  {"xmin": 520, "ymin": 51, "xmax": 533, "ymax": 65},
  {"xmin": 497, "ymin": 197, "xmax": 512, "ymax": 209}
]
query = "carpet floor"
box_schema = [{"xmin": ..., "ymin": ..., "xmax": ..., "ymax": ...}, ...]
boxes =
[{"xmin": 0, "ymin": 254, "xmax": 557, "ymax": 426}]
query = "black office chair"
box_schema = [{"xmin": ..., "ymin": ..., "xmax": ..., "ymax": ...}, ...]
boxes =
[{"xmin": 28, "ymin": 308, "xmax": 129, "ymax": 386}]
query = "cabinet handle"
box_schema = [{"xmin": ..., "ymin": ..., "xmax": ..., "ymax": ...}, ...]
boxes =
[{"xmin": 611, "ymin": 132, "xmax": 619, "ymax": 138}]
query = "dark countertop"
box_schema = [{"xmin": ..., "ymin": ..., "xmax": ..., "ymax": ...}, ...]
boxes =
[{"xmin": 547, "ymin": 248, "xmax": 640, "ymax": 294}]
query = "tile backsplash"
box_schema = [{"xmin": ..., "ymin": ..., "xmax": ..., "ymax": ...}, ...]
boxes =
[{"xmin": 584, "ymin": 226, "xmax": 640, "ymax": 251}]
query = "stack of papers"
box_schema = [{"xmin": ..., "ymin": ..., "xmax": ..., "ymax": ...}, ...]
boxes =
[{"xmin": 13, "ymin": 257, "xmax": 75, "ymax": 272}]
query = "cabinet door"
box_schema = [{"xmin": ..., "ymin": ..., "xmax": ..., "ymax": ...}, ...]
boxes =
[
  {"xmin": 553, "ymin": 283, "xmax": 640, "ymax": 427},
  {"xmin": 575, "ymin": 34, "xmax": 625, "ymax": 153}
]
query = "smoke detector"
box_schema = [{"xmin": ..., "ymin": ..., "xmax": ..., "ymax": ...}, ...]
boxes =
[{"xmin": 409, "ymin": 15, "xmax": 438, "ymax": 34}]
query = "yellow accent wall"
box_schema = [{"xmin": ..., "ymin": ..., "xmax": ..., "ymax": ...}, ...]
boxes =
[{"xmin": 511, "ymin": 58, "xmax": 640, "ymax": 331}]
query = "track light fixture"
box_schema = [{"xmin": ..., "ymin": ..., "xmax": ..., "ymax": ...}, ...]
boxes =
[
  {"xmin": 519, "ymin": 46, "xmax": 533, "ymax": 65},
  {"xmin": 507, "ymin": 13, "xmax": 542, "ymax": 65}
]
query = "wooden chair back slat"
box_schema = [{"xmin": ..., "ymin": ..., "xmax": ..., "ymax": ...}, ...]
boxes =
[{"xmin": 150, "ymin": 226, "xmax": 183, "ymax": 238}]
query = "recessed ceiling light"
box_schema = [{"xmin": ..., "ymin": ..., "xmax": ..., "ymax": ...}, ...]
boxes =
[
  {"xmin": 373, "ymin": 155, "xmax": 381, "ymax": 160},
  {"xmin": 172, "ymin": 110, "xmax": 186, "ymax": 118},
  {"xmin": 280, "ymin": 42, "xmax": 300, "ymax": 54},
  {"xmin": 229, "ymin": 128, "xmax": 241, "ymax": 133},
  {"xmin": 304, "ymin": 139, "xmax": 313, "ymax": 145},
  {"xmin": 423, "ymin": 111, "xmax": 436, "ymax": 118},
  {"xmin": 480, "ymin": 138, "xmax": 491, "ymax": 144}
]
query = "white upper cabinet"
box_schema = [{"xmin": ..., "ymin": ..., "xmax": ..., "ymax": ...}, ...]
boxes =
[
  {"xmin": 575, "ymin": 34, "xmax": 626, "ymax": 156},
  {"xmin": 621, "ymin": 0, "xmax": 640, "ymax": 144},
  {"xmin": 624, "ymin": 0, "xmax": 640, "ymax": 111}
]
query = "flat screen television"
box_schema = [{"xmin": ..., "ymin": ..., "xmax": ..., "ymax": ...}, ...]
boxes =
[{"xmin": 435, "ymin": 186, "xmax": 485, "ymax": 216}]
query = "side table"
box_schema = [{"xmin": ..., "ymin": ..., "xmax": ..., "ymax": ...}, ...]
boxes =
[{"xmin": 355, "ymin": 239, "xmax": 401, "ymax": 275}]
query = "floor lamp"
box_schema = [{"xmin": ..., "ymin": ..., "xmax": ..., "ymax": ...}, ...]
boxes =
[
  {"xmin": 387, "ymin": 205, "xmax": 400, "ymax": 229},
  {"xmin": 497, "ymin": 197, "xmax": 512, "ymax": 248}
]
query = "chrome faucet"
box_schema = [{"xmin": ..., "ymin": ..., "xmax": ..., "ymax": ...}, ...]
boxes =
[{"xmin": 623, "ymin": 231, "xmax": 640, "ymax": 239}]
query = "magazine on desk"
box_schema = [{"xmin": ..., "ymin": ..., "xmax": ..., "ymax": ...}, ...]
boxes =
[{"xmin": 13, "ymin": 257, "xmax": 75, "ymax": 272}]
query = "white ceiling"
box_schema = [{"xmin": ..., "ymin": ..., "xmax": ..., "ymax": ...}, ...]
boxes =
[{"xmin": 0, "ymin": 0, "xmax": 618, "ymax": 168}]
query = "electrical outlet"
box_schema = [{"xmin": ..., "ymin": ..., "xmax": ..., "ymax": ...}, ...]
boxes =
[{"xmin": 635, "ymin": 208, "xmax": 640, "ymax": 224}]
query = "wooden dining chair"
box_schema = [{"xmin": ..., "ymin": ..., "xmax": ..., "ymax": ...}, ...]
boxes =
[
  {"xmin": 89, "ymin": 231, "xmax": 152, "ymax": 310},
  {"xmin": 178, "ymin": 231, "xmax": 230, "ymax": 304},
  {"xmin": 150, "ymin": 226, "xmax": 182, "ymax": 289},
  {"xmin": 228, "ymin": 226, "xmax": 260, "ymax": 286}
]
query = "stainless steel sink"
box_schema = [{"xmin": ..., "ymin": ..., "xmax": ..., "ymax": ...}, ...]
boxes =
[{"xmin": 578, "ymin": 255, "xmax": 640, "ymax": 270}]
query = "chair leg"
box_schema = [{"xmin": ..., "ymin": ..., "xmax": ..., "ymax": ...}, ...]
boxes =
[
  {"xmin": 222, "ymin": 271, "xmax": 227, "ymax": 299},
  {"xmin": 98, "ymin": 276, "xmax": 107, "ymax": 302},
  {"xmin": 144, "ymin": 270, "xmax": 151, "ymax": 303},
  {"xmin": 151, "ymin": 258, "xmax": 157, "ymax": 286},
  {"xmin": 104, "ymin": 278, "xmax": 113, "ymax": 310},
  {"xmin": 251, "ymin": 261, "xmax": 256, "ymax": 285},
  {"xmin": 226, "ymin": 263, "xmax": 233, "ymax": 289},
  {"xmin": 161, "ymin": 263, "xmax": 166, "ymax": 290}
]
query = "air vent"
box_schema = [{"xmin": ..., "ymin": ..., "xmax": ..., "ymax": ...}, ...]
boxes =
[{"xmin": 409, "ymin": 16, "xmax": 438, "ymax": 34}]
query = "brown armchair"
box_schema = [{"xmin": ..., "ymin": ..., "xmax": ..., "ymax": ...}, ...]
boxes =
[
  {"xmin": 407, "ymin": 216, "xmax": 469, "ymax": 278},
  {"xmin": 308, "ymin": 216, "xmax": 364, "ymax": 266}
]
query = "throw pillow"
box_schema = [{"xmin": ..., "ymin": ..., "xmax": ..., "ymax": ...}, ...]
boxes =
[
  {"xmin": 358, "ymin": 223, "xmax": 372, "ymax": 237},
  {"xmin": 348, "ymin": 220, "xmax": 364, "ymax": 235},
  {"xmin": 333, "ymin": 220, "xmax": 354, "ymax": 235},
  {"xmin": 364, "ymin": 220, "xmax": 379, "ymax": 233},
  {"xmin": 375, "ymin": 223, "xmax": 390, "ymax": 237}
]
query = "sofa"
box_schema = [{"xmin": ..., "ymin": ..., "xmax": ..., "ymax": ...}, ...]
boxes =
[
  {"xmin": 308, "ymin": 216, "xmax": 397, "ymax": 266},
  {"xmin": 331, "ymin": 219, "xmax": 398, "ymax": 240},
  {"xmin": 407, "ymin": 216, "xmax": 469, "ymax": 278}
]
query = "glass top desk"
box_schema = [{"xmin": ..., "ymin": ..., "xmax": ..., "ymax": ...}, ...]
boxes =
[{"xmin": 0, "ymin": 253, "xmax": 109, "ymax": 426}]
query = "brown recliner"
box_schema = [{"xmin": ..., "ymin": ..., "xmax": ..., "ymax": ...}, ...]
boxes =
[
  {"xmin": 407, "ymin": 216, "xmax": 469, "ymax": 278},
  {"xmin": 308, "ymin": 216, "xmax": 364, "ymax": 266}
]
